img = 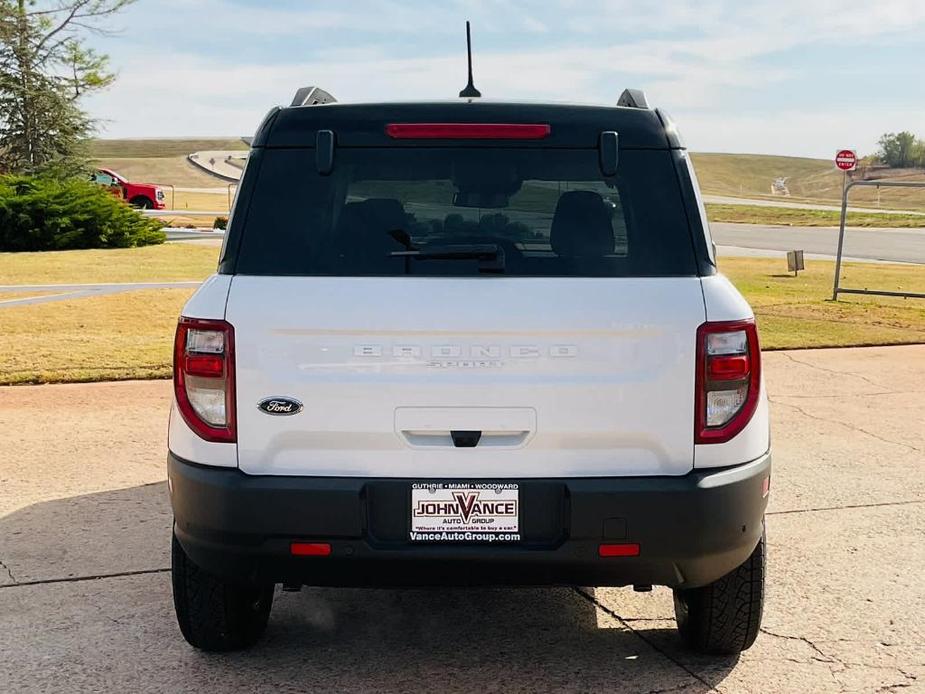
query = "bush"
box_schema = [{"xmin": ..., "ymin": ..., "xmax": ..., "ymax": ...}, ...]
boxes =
[
  {"xmin": 213, "ymin": 216, "xmax": 228, "ymax": 230},
  {"xmin": 0, "ymin": 175, "xmax": 166, "ymax": 252}
]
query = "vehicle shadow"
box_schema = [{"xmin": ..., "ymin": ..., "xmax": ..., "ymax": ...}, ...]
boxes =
[{"xmin": 0, "ymin": 482, "xmax": 739, "ymax": 692}]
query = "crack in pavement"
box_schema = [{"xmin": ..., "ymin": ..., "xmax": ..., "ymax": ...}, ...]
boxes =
[
  {"xmin": 759, "ymin": 627, "xmax": 920, "ymax": 692},
  {"xmin": 774, "ymin": 352, "xmax": 898, "ymax": 392},
  {"xmin": 770, "ymin": 398, "xmax": 924, "ymax": 454},
  {"xmin": 767, "ymin": 499, "xmax": 925, "ymax": 516},
  {"xmin": 760, "ymin": 627, "xmax": 835, "ymax": 662},
  {"xmin": 774, "ymin": 391, "xmax": 924, "ymax": 400},
  {"xmin": 0, "ymin": 567, "xmax": 168, "ymax": 589},
  {"xmin": 0, "ymin": 558, "xmax": 17, "ymax": 584},
  {"xmin": 573, "ymin": 587, "xmax": 723, "ymax": 693}
]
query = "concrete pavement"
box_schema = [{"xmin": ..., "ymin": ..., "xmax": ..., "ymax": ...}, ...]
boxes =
[
  {"xmin": 187, "ymin": 150, "xmax": 247, "ymax": 182},
  {"xmin": 0, "ymin": 346, "xmax": 923, "ymax": 692}
]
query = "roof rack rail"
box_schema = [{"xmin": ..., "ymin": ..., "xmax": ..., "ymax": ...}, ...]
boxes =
[
  {"xmin": 290, "ymin": 86, "xmax": 337, "ymax": 107},
  {"xmin": 617, "ymin": 88, "xmax": 649, "ymax": 109}
]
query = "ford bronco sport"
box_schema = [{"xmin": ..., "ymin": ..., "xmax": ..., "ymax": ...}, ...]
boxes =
[{"xmin": 168, "ymin": 85, "xmax": 770, "ymax": 655}]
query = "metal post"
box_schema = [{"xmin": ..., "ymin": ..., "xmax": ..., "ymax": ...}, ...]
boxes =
[
  {"xmin": 828, "ymin": 178, "xmax": 925, "ymax": 300},
  {"xmin": 831, "ymin": 171, "xmax": 849, "ymax": 301}
]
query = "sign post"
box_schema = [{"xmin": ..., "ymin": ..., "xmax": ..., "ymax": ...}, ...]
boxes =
[{"xmin": 831, "ymin": 149, "xmax": 858, "ymax": 300}]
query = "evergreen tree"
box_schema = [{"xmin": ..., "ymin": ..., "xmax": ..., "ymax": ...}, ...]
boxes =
[{"xmin": 0, "ymin": 0, "xmax": 132, "ymax": 175}]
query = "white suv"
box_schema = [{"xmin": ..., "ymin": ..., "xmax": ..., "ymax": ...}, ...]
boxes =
[{"xmin": 168, "ymin": 87, "xmax": 770, "ymax": 654}]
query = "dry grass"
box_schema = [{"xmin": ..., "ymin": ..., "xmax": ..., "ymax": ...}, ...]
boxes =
[
  {"xmin": 0, "ymin": 288, "xmax": 193, "ymax": 384},
  {"xmin": 170, "ymin": 189, "xmax": 231, "ymax": 212},
  {"xmin": 0, "ymin": 246, "xmax": 922, "ymax": 384},
  {"xmin": 0, "ymin": 244, "xmax": 218, "ymax": 285},
  {"xmin": 692, "ymin": 153, "xmax": 925, "ymax": 212},
  {"xmin": 93, "ymin": 156, "xmax": 225, "ymax": 189},
  {"xmin": 706, "ymin": 204, "xmax": 925, "ymax": 228},
  {"xmin": 0, "ymin": 291, "xmax": 58, "ymax": 303},
  {"xmin": 89, "ymin": 138, "xmax": 247, "ymax": 158}
]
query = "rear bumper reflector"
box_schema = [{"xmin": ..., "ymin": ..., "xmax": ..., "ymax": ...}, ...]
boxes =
[
  {"xmin": 598, "ymin": 543, "xmax": 640, "ymax": 558},
  {"xmin": 290, "ymin": 542, "xmax": 332, "ymax": 557}
]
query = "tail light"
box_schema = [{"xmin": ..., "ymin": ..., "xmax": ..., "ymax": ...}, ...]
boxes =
[
  {"xmin": 695, "ymin": 319, "xmax": 760, "ymax": 444},
  {"xmin": 173, "ymin": 317, "xmax": 236, "ymax": 443}
]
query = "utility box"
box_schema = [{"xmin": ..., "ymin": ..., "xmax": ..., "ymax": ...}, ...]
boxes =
[{"xmin": 787, "ymin": 250, "xmax": 805, "ymax": 276}]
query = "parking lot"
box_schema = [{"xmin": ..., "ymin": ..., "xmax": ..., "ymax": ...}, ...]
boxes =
[{"xmin": 0, "ymin": 345, "xmax": 922, "ymax": 693}]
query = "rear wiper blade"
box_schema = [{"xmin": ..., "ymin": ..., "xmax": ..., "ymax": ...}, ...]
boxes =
[{"xmin": 390, "ymin": 244, "xmax": 506, "ymax": 273}]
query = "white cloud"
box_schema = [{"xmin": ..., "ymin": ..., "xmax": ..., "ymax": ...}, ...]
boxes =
[{"xmin": 83, "ymin": 0, "xmax": 925, "ymax": 156}]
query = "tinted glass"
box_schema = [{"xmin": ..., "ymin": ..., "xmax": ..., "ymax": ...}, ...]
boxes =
[{"xmin": 234, "ymin": 148, "xmax": 697, "ymax": 277}]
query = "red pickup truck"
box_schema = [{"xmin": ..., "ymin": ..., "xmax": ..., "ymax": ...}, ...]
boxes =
[{"xmin": 92, "ymin": 168, "xmax": 167, "ymax": 210}]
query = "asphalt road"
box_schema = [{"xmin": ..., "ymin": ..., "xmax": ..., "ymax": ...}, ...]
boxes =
[
  {"xmin": 712, "ymin": 223, "xmax": 925, "ymax": 264},
  {"xmin": 1, "ymin": 346, "xmax": 923, "ymax": 692}
]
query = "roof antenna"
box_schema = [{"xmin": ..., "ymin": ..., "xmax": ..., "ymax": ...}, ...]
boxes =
[{"xmin": 459, "ymin": 21, "xmax": 481, "ymax": 98}]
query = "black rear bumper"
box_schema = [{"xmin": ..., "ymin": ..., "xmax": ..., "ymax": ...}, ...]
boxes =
[{"xmin": 168, "ymin": 452, "xmax": 770, "ymax": 589}]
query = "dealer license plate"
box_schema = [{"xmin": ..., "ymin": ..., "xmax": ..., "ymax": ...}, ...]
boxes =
[{"xmin": 409, "ymin": 482, "xmax": 520, "ymax": 542}]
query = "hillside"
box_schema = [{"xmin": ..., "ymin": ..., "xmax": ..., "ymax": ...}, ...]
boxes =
[
  {"xmin": 88, "ymin": 138, "xmax": 248, "ymax": 158},
  {"xmin": 86, "ymin": 139, "xmax": 925, "ymax": 211},
  {"xmin": 95, "ymin": 156, "xmax": 228, "ymax": 188},
  {"xmin": 692, "ymin": 152, "xmax": 925, "ymax": 211}
]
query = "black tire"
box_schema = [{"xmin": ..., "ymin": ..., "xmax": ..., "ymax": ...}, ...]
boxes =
[
  {"xmin": 673, "ymin": 523, "xmax": 766, "ymax": 655},
  {"xmin": 171, "ymin": 532, "xmax": 274, "ymax": 651},
  {"xmin": 130, "ymin": 196, "xmax": 154, "ymax": 209}
]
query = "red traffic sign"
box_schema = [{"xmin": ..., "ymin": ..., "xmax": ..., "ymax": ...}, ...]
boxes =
[{"xmin": 835, "ymin": 149, "xmax": 857, "ymax": 171}]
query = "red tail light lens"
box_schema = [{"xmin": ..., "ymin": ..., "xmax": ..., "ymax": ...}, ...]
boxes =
[
  {"xmin": 173, "ymin": 317, "xmax": 236, "ymax": 443},
  {"xmin": 695, "ymin": 319, "xmax": 761, "ymax": 444},
  {"xmin": 385, "ymin": 123, "xmax": 551, "ymax": 140}
]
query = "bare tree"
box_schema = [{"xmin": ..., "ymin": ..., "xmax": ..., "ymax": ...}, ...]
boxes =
[{"xmin": 0, "ymin": 0, "xmax": 133, "ymax": 174}]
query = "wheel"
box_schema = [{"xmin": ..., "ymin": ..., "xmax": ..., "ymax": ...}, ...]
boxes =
[
  {"xmin": 673, "ymin": 523, "xmax": 766, "ymax": 655},
  {"xmin": 130, "ymin": 196, "xmax": 154, "ymax": 209},
  {"xmin": 171, "ymin": 531, "xmax": 274, "ymax": 651}
]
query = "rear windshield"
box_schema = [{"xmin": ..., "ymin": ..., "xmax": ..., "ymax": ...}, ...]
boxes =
[{"xmin": 232, "ymin": 147, "xmax": 697, "ymax": 277}]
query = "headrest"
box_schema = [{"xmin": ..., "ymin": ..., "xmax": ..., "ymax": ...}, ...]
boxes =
[
  {"xmin": 549, "ymin": 190, "xmax": 615, "ymax": 258},
  {"xmin": 359, "ymin": 198, "xmax": 407, "ymax": 231}
]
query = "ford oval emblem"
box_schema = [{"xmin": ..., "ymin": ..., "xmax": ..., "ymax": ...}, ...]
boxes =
[{"xmin": 257, "ymin": 397, "xmax": 303, "ymax": 416}]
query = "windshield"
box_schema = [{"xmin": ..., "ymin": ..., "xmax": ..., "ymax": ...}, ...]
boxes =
[{"xmin": 232, "ymin": 147, "xmax": 697, "ymax": 277}]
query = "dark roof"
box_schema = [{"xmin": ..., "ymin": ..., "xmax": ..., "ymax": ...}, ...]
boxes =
[{"xmin": 253, "ymin": 101, "xmax": 675, "ymax": 150}]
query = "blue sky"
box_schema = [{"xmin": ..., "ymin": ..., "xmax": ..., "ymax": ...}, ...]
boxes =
[{"xmin": 83, "ymin": 0, "xmax": 925, "ymax": 158}]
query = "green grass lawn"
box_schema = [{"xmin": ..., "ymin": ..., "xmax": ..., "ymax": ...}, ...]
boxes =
[
  {"xmin": 0, "ymin": 245, "xmax": 923, "ymax": 384},
  {"xmin": 706, "ymin": 204, "xmax": 925, "ymax": 228},
  {"xmin": 722, "ymin": 258, "xmax": 925, "ymax": 349}
]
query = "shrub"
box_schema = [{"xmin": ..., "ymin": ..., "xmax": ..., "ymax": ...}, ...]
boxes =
[
  {"xmin": 0, "ymin": 175, "xmax": 166, "ymax": 252},
  {"xmin": 213, "ymin": 216, "xmax": 228, "ymax": 230}
]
